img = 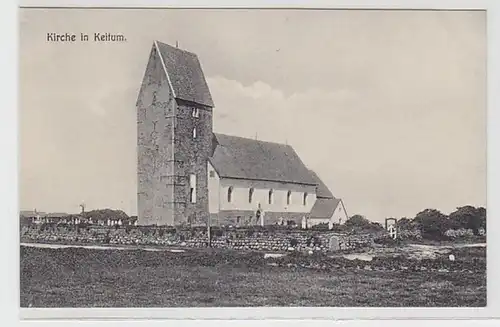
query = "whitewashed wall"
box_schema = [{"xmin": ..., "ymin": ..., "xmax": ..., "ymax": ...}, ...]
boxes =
[{"xmin": 209, "ymin": 176, "xmax": 317, "ymax": 213}]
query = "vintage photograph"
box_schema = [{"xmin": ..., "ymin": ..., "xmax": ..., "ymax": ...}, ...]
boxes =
[{"xmin": 19, "ymin": 8, "xmax": 486, "ymax": 308}]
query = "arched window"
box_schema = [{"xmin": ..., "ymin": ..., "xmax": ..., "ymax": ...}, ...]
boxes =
[
  {"xmin": 303, "ymin": 192, "xmax": 308, "ymax": 206},
  {"xmin": 249, "ymin": 188, "xmax": 254, "ymax": 203},
  {"xmin": 287, "ymin": 190, "xmax": 292, "ymax": 205},
  {"xmin": 227, "ymin": 186, "xmax": 233, "ymax": 203},
  {"xmin": 268, "ymin": 189, "xmax": 274, "ymax": 205}
]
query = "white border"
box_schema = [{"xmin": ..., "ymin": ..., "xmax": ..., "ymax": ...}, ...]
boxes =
[{"xmin": 3, "ymin": 0, "xmax": 500, "ymax": 324}]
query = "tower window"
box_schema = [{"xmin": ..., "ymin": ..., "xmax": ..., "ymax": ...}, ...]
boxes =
[
  {"xmin": 303, "ymin": 192, "xmax": 308, "ymax": 206},
  {"xmin": 287, "ymin": 190, "xmax": 292, "ymax": 205},
  {"xmin": 209, "ymin": 170, "xmax": 215, "ymax": 178},
  {"xmin": 249, "ymin": 188, "xmax": 254, "ymax": 203},
  {"xmin": 268, "ymin": 189, "xmax": 274, "ymax": 205},
  {"xmin": 192, "ymin": 108, "xmax": 200, "ymax": 118},
  {"xmin": 193, "ymin": 127, "xmax": 197, "ymax": 139},
  {"xmin": 189, "ymin": 174, "xmax": 197, "ymax": 203},
  {"xmin": 228, "ymin": 186, "xmax": 233, "ymax": 203}
]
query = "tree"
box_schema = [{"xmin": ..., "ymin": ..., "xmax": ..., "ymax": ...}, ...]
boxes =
[
  {"xmin": 412, "ymin": 209, "xmax": 449, "ymax": 239},
  {"xmin": 449, "ymin": 206, "xmax": 486, "ymax": 235},
  {"xmin": 397, "ymin": 217, "xmax": 413, "ymax": 229},
  {"xmin": 344, "ymin": 215, "xmax": 373, "ymax": 230}
]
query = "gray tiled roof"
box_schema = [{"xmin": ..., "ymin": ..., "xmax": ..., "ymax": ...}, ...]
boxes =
[
  {"xmin": 155, "ymin": 41, "xmax": 214, "ymax": 107},
  {"xmin": 310, "ymin": 198, "xmax": 341, "ymax": 219},
  {"xmin": 209, "ymin": 133, "xmax": 317, "ymax": 185},
  {"xmin": 309, "ymin": 170, "xmax": 340, "ymax": 219},
  {"xmin": 309, "ymin": 170, "xmax": 334, "ymax": 199}
]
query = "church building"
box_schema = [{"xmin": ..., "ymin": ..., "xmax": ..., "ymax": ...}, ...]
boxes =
[{"xmin": 136, "ymin": 41, "xmax": 348, "ymax": 227}]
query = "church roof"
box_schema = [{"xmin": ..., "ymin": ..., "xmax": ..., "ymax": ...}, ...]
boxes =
[
  {"xmin": 209, "ymin": 133, "xmax": 317, "ymax": 185},
  {"xmin": 309, "ymin": 170, "xmax": 334, "ymax": 199},
  {"xmin": 310, "ymin": 197, "xmax": 341, "ymax": 219},
  {"xmin": 155, "ymin": 41, "xmax": 214, "ymax": 107}
]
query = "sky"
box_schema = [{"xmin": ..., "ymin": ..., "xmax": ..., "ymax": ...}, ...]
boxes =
[{"xmin": 19, "ymin": 9, "xmax": 486, "ymax": 222}]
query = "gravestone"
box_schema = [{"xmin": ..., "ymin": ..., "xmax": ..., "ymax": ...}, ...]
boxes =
[{"xmin": 329, "ymin": 235, "xmax": 341, "ymax": 251}]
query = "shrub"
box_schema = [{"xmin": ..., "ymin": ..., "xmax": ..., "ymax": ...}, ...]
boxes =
[
  {"xmin": 289, "ymin": 238, "xmax": 299, "ymax": 247},
  {"xmin": 310, "ymin": 223, "xmax": 330, "ymax": 231},
  {"xmin": 212, "ymin": 228, "xmax": 223, "ymax": 237}
]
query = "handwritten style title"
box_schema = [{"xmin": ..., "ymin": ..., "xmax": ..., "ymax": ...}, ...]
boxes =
[{"xmin": 46, "ymin": 33, "xmax": 127, "ymax": 42}]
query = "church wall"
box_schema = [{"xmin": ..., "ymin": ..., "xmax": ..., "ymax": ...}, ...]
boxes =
[
  {"xmin": 212, "ymin": 211, "xmax": 307, "ymax": 226},
  {"xmin": 207, "ymin": 161, "xmax": 220, "ymax": 214},
  {"xmin": 217, "ymin": 178, "xmax": 317, "ymax": 214}
]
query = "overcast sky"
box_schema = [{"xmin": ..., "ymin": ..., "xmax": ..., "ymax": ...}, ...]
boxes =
[{"xmin": 19, "ymin": 9, "xmax": 486, "ymax": 222}]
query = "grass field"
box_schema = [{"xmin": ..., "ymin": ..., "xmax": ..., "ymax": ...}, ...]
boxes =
[{"xmin": 20, "ymin": 245, "xmax": 486, "ymax": 307}]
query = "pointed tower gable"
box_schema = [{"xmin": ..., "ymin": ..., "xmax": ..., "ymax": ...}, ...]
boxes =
[{"xmin": 136, "ymin": 43, "xmax": 173, "ymax": 109}]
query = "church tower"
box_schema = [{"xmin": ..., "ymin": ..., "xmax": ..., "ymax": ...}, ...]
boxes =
[{"xmin": 136, "ymin": 41, "xmax": 214, "ymax": 226}]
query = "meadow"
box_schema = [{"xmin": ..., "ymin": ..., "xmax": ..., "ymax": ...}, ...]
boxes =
[{"xmin": 20, "ymin": 245, "xmax": 486, "ymax": 307}]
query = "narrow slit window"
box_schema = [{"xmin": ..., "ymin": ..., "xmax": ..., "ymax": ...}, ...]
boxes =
[
  {"xmin": 303, "ymin": 192, "xmax": 308, "ymax": 206},
  {"xmin": 228, "ymin": 186, "xmax": 233, "ymax": 203},
  {"xmin": 268, "ymin": 189, "xmax": 274, "ymax": 205},
  {"xmin": 193, "ymin": 127, "xmax": 197, "ymax": 139},
  {"xmin": 287, "ymin": 190, "xmax": 292, "ymax": 205},
  {"xmin": 249, "ymin": 188, "xmax": 254, "ymax": 203},
  {"xmin": 189, "ymin": 174, "xmax": 197, "ymax": 203}
]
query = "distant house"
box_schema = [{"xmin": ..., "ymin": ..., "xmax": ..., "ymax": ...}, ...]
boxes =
[
  {"xmin": 136, "ymin": 41, "xmax": 349, "ymax": 228},
  {"xmin": 20, "ymin": 210, "xmax": 47, "ymax": 224},
  {"xmin": 19, "ymin": 210, "xmax": 84, "ymax": 225},
  {"xmin": 307, "ymin": 171, "xmax": 349, "ymax": 228},
  {"xmin": 45, "ymin": 212, "xmax": 71, "ymax": 223}
]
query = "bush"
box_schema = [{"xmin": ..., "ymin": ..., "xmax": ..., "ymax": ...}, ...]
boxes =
[
  {"xmin": 212, "ymin": 228, "xmax": 223, "ymax": 237},
  {"xmin": 289, "ymin": 238, "xmax": 299, "ymax": 247},
  {"xmin": 374, "ymin": 236, "xmax": 401, "ymax": 246},
  {"xmin": 310, "ymin": 223, "xmax": 330, "ymax": 231}
]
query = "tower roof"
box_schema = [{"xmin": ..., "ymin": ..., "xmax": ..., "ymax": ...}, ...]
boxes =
[{"xmin": 155, "ymin": 41, "xmax": 214, "ymax": 107}]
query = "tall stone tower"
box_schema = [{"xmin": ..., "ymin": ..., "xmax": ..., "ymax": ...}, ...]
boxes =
[{"xmin": 136, "ymin": 41, "xmax": 214, "ymax": 226}]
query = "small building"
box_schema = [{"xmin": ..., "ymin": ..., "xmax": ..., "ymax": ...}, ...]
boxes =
[
  {"xmin": 308, "ymin": 171, "xmax": 349, "ymax": 228},
  {"xmin": 20, "ymin": 210, "xmax": 47, "ymax": 224}
]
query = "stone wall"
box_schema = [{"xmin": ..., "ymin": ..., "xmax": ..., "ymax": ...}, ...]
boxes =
[{"xmin": 20, "ymin": 225, "xmax": 381, "ymax": 253}]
